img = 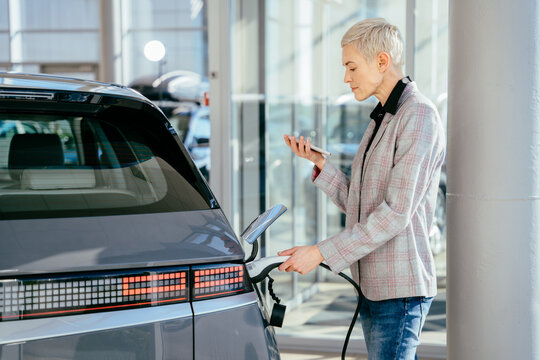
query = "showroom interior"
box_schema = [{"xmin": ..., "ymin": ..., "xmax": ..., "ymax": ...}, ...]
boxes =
[{"xmin": 1, "ymin": 0, "xmax": 539, "ymax": 359}]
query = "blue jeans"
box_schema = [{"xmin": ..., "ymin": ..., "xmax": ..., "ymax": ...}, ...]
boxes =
[{"xmin": 359, "ymin": 291, "xmax": 433, "ymax": 360}]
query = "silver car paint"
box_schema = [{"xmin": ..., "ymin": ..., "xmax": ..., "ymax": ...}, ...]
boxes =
[
  {"xmin": 193, "ymin": 296, "xmax": 280, "ymax": 360},
  {"xmin": 0, "ymin": 209, "xmax": 244, "ymax": 276},
  {"xmin": 0, "ymin": 292, "xmax": 258, "ymax": 345},
  {"xmin": 1, "ymin": 317, "xmax": 193, "ymax": 360},
  {"xmin": 0, "ymin": 302, "xmax": 192, "ymax": 345},
  {"xmin": 0, "ymin": 292, "xmax": 280, "ymax": 360}
]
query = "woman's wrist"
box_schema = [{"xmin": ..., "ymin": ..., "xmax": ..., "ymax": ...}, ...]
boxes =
[{"xmin": 314, "ymin": 158, "xmax": 326, "ymax": 171}]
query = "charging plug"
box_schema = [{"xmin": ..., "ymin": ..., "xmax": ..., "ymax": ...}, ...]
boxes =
[
  {"xmin": 246, "ymin": 255, "xmax": 290, "ymax": 283},
  {"xmin": 269, "ymin": 303, "xmax": 286, "ymax": 327}
]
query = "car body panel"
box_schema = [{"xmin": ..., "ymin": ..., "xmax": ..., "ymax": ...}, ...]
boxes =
[
  {"xmin": 0, "ymin": 293, "xmax": 276, "ymax": 360},
  {"xmin": 0, "ymin": 209, "xmax": 243, "ymax": 276},
  {"xmin": 0, "ymin": 302, "xmax": 192, "ymax": 345},
  {"xmin": 193, "ymin": 293, "xmax": 279, "ymax": 360},
  {"xmin": 1, "ymin": 317, "xmax": 193, "ymax": 360}
]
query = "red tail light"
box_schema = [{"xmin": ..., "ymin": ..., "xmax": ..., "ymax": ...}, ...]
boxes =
[
  {"xmin": 0, "ymin": 263, "xmax": 251, "ymax": 321},
  {"xmin": 192, "ymin": 264, "xmax": 252, "ymax": 300},
  {"xmin": 0, "ymin": 267, "xmax": 189, "ymax": 322}
]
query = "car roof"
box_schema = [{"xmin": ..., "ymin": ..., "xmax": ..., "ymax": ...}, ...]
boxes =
[{"xmin": 0, "ymin": 72, "xmax": 150, "ymax": 104}]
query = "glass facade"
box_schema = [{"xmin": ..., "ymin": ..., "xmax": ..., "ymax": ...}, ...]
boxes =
[
  {"xmin": 231, "ymin": 0, "xmax": 448, "ymax": 295},
  {"xmin": 0, "ymin": 0, "xmax": 99, "ymax": 76},
  {"xmin": 229, "ymin": 0, "xmax": 448, "ymax": 342},
  {"xmin": 415, "ymin": 0, "xmax": 449, "ymax": 286},
  {"xmin": 119, "ymin": 0, "xmax": 207, "ymax": 85},
  {"xmin": 0, "ymin": 0, "xmax": 207, "ymax": 81}
]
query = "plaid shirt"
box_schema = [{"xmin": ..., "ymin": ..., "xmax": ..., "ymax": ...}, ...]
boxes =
[{"xmin": 314, "ymin": 82, "xmax": 446, "ymax": 301}]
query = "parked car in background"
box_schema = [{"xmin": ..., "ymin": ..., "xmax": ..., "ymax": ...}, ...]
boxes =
[
  {"xmin": 169, "ymin": 105, "xmax": 211, "ymax": 179},
  {"xmin": 129, "ymin": 70, "xmax": 209, "ymax": 104},
  {"xmin": 0, "ymin": 73, "xmax": 279, "ymax": 359},
  {"xmin": 129, "ymin": 71, "xmax": 211, "ymax": 180}
]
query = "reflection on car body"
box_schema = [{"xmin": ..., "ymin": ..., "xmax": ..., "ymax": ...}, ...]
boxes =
[{"xmin": 0, "ymin": 73, "xmax": 279, "ymax": 359}]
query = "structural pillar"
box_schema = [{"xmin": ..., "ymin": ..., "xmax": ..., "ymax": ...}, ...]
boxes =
[
  {"xmin": 447, "ymin": 0, "xmax": 540, "ymax": 359},
  {"xmin": 98, "ymin": 0, "xmax": 116, "ymax": 83},
  {"xmin": 207, "ymin": 0, "xmax": 233, "ymax": 220}
]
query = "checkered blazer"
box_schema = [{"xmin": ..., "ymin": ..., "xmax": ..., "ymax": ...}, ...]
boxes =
[{"xmin": 315, "ymin": 82, "xmax": 446, "ymax": 301}]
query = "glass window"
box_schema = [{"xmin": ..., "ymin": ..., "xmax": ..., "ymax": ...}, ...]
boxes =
[
  {"xmin": 0, "ymin": 0, "xmax": 8, "ymax": 30},
  {"xmin": 415, "ymin": 0, "xmax": 448, "ymax": 281},
  {"xmin": 15, "ymin": 32, "xmax": 99, "ymax": 63},
  {"xmin": 7, "ymin": 0, "xmax": 99, "ymax": 65},
  {"xmin": 17, "ymin": 0, "xmax": 98, "ymax": 30},
  {"xmin": 120, "ymin": 0, "xmax": 208, "ymax": 84},
  {"xmin": 230, "ymin": 0, "xmax": 408, "ymax": 299},
  {"xmin": 230, "ymin": 0, "xmax": 451, "ymax": 349},
  {"xmin": 119, "ymin": 0, "xmax": 211, "ymax": 181},
  {"xmin": 0, "ymin": 0, "xmax": 9, "ymax": 64},
  {"xmin": 0, "ymin": 108, "xmax": 215, "ymax": 220}
]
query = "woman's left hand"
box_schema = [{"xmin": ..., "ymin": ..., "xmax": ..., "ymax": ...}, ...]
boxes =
[{"xmin": 277, "ymin": 245, "xmax": 324, "ymax": 275}]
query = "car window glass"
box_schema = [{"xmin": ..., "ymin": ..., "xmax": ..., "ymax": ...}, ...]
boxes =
[{"xmin": 0, "ymin": 112, "xmax": 215, "ymax": 220}]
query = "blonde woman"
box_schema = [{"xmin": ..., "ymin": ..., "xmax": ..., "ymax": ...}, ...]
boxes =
[{"xmin": 279, "ymin": 18, "xmax": 446, "ymax": 360}]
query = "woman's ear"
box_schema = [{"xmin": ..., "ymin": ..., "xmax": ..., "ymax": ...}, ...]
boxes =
[{"xmin": 377, "ymin": 52, "xmax": 390, "ymax": 72}]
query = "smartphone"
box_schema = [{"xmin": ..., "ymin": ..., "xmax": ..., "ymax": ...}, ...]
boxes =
[{"xmin": 288, "ymin": 136, "xmax": 331, "ymax": 156}]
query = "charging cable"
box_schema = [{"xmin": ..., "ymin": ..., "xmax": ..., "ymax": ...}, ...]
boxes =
[
  {"xmin": 319, "ymin": 263, "xmax": 361, "ymax": 360},
  {"xmin": 246, "ymin": 256, "xmax": 362, "ymax": 360}
]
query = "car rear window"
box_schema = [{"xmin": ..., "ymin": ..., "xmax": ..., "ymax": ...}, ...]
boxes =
[{"xmin": 0, "ymin": 106, "xmax": 217, "ymax": 220}]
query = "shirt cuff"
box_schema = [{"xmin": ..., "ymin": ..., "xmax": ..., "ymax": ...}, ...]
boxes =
[{"xmin": 312, "ymin": 165, "xmax": 321, "ymax": 180}]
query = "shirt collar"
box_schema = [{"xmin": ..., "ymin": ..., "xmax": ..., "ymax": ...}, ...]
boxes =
[{"xmin": 370, "ymin": 76, "xmax": 412, "ymax": 121}]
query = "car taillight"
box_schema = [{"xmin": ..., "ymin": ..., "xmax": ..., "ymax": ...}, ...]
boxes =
[
  {"xmin": 0, "ymin": 267, "xmax": 189, "ymax": 322},
  {"xmin": 192, "ymin": 264, "xmax": 252, "ymax": 300},
  {"xmin": 0, "ymin": 263, "xmax": 251, "ymax": 321}
]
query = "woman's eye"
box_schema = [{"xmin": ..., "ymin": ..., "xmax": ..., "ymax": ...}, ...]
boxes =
[{"xmin": 349, "ymin": 68, "xmax": 356, "ymax": 72}]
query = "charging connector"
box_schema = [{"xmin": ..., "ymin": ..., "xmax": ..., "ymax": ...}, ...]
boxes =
[
  {"xmin": 246, "ymin": 239, "xmax": 362, "ymax": 360},
  {"xmin": 246, "ymin": 253, "xmax": 360, "ymax": 359},
  {"xmin": 246, "ymin": 255, "xmax": 290, "ymax": 283}
]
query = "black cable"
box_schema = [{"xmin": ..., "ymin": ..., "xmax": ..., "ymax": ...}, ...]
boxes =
[
  {"xmin": 267, "ymin": 275, "xmax": 281, "ymax": 304},
  {"xmin": 247, "ymin": 236, "xmax": 361, "ymax": 358},
  {"xmin": 245, "ymin": 240, "xmax": 258, "ymax": 263},
  {"xmin": 319, "ymin": 263, "xmax": 361, "ymax": 360}
]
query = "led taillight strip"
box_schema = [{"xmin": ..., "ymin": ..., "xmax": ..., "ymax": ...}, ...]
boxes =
[
  {"xmin": 121, "ymin": 272, "xmax": 187, "ymax": 296},
  {"xmin": 0, "ymin": 263, "xmax": 251, "ymax": 322},
  {"xmin": 192, "ymin": 264, "xmax": 251, "ymax": 300},
  {"xmin": 0, "ymin": 267, "xmax": 189, "ymax": 321}
]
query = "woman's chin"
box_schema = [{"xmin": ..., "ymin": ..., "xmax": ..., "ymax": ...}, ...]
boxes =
[{"xmin": 354, "ymin": 93, "xmax": 368, "ymax": 102}]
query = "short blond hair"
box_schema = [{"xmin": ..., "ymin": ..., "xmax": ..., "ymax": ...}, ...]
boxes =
[{"xmin": 341, "ymin": 18, "xmax": 404, "ymax": 68}]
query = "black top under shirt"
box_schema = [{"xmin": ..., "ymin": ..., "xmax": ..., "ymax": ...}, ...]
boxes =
[{"xmin": 362, "ymin": 76, "xmax": 412, "ymax": 169}]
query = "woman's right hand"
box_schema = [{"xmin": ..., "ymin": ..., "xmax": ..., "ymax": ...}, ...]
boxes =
[{"xmin": 283, "ymin": 134, "xmax": 326, "ymax": 171}]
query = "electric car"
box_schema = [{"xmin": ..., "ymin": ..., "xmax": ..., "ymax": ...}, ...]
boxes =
[{"xmin": 0, "ymin": 73, "xmax": 280, "ymax": 359}]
